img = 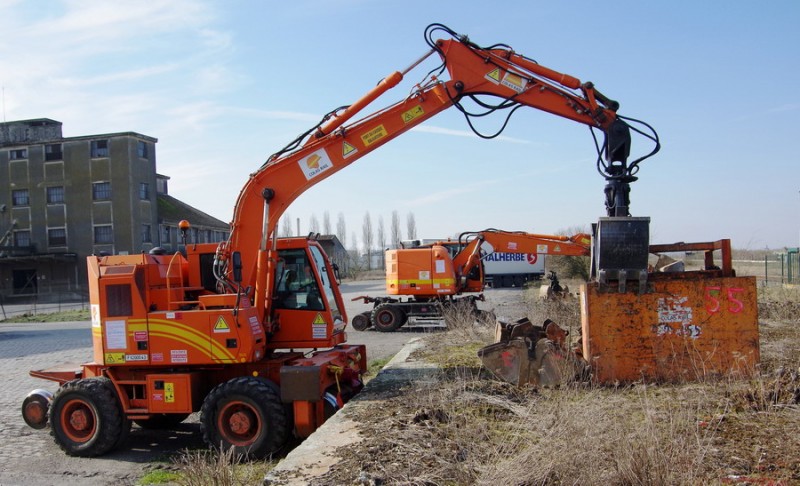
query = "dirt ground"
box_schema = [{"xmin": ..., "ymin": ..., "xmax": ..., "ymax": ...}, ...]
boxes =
[{"xmin": 306, "ymin": 281, "xmax": 800, "ymax": 486}]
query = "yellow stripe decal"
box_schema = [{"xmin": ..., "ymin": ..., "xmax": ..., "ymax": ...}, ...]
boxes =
[{"xmin": 129, "ymin": 317, "xmax": 236, "ymax": 362}]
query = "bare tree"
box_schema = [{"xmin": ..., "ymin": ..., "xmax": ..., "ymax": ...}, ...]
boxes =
[
  {"xmin": 377, "ymin": 216, "xmax": 386, "ymax": 269},
  {"xmin": 280, "ymin": 213, "xmax": 292, "ymax": 237},
  {"xmin": 309, "ymin": 214, "xmax": 320, "ymax": 234},
  {"xmin": 349, "ymin": 231, "xmax": 362, "ymax": 274},
  {"xmin": 406, "ymin": 212, "xmax": 417, "ymax": 240},
  {"xmin": 391, "ymin": 210, "xmax": 402, "ymax": 248},
  {"xmin": 362, "ymin": 212, "xmax": 374, "ymax": 270},
  {"xmin": 336, "ymin": 212, "xmax": 347, "ymax": 248},
  {"xmin": 323, "ymin": 211, "xmax": 332, "ymax": 234}
]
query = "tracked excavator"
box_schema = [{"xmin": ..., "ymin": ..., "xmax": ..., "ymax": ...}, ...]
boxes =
[
  {"xmin": 350, "ymin": 229, "xmax": 591, "ymax": 331},
  {"xmin": 22, "ymin": 23, "xmax": 691, "ymax": 458}
]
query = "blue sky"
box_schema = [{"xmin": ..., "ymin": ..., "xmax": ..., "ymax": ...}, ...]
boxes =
[{"xmin": 1, "ymin": 0, "xmax": 798, "ymax": 250}]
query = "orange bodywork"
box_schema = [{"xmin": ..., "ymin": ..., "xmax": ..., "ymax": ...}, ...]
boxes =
[{"xmin": 48, "ymin": 236, "xmax": 365, "ymax": 432}]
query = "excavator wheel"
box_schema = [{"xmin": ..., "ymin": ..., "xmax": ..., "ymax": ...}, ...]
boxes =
[
  {"xmin": 351, "ymin": 311, "xmax": 371, "ymax": 331},
  {"xmin": 134, "ymin": 413, "xmax": 190, "ymax": 429},
  {"xmin": 371, "ymin": 303, "xmax": 405, "ymax": 332},
  {"xmin": 200, "ymin": 376, "xmax": 289, "ymax": 458},
  {"xmin": 49, "ymin": 377, "xmax": 126, "ymax": 457}
]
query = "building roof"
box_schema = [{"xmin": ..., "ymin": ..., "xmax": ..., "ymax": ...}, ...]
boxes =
[{"xmin": 157, "ymin": 194, "xmax": 229, "ymax": 230}]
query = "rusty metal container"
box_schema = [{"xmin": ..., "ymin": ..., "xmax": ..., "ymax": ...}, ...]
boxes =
[{"xmin": 581, "ymin": 273, "xmax": 760, "ymax": 384}]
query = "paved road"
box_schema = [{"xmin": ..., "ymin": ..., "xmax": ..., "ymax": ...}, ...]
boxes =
[
  {"xmin": 0, "ymin": 280, "xmax": 427, "ymax": 485},
  {"xmin": 0, "ymin": 280, "xmax": 522, "ymax": 485}
]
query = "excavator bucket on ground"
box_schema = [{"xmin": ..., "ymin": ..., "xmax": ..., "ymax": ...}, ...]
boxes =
[{"xmin": 478, "ymin": 318, "xmax": 587, "ymax": 387}]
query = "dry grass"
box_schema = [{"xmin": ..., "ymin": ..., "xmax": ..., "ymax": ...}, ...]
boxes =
[
  {"xmin": 172, "ymin": 447, "xmax": 276, "ymax": 486},
  {"xmin": 316, "ymin": 283, "xmax": 800, "ymax": 485},
  {"xmin": 172, "ymin": 282, "xmax": 799, "ymax": 484}
]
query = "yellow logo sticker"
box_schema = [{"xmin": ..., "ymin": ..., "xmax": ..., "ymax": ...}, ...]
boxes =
[
  {"xmin": 214, "ymin": 316, "xmax": 230, "ymax": 333},
  {"xmin": 501, "ymin": 72, "xmax": 527, "ymax": 93},
  {"xmin": 342, "ymin": 141, "xmax": 357, "ymax": 158},
  {"xmin": 486, "ymin": 68, "xmax": 501, "ymax": 83},
  {"xmin": 313, "ymin": 313, "xmax": 327, "ymax": 325}
]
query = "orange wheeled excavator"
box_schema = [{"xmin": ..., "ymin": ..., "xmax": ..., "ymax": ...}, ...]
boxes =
[
  {"xmin": 350, "ymin": 229, "xmax": 591, "ymax": 331},
  {"xmin": 21, "ymin": 23, "xmax": 658, "ymax": 457}
]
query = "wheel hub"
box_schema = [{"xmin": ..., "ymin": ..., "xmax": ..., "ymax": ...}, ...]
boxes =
[
  {"xmin": 69, "ymin": 408, "xmax": 90, "ymax": 431},
  {"xmin": 228, "ymin": 410, "xmax": 254, "ymax": 435}
]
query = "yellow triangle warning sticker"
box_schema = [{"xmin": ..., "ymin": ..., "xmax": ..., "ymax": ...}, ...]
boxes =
[
  {"xmin": 342, "ymin": 141, "xmax": 357, "ymax": 158},
  {"xmin": 312, "ymin": 313, "xmax": 327, "ymax": 325},
  {"xmin": 486, "ymin": 68, "xmax": 501, "ymax": 83},
  {"xmin": 214, "ymin": 316, "xmax": 230, "ymax": 332}
]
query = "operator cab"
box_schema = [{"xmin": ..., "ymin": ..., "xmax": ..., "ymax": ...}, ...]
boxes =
[{"xmin": 269, "ymin": 239, "xmax": 348, "ymax": 347}]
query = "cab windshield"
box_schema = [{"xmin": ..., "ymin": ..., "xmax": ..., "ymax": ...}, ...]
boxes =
[{"xmin": 273, "ymin": 249, "xmax": 325, "ymax": 311}]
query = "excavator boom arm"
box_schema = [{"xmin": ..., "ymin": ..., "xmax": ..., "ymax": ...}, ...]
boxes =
[
  {"xmin": 222, "ymin": 25, "xmax": 643, "ymax": 320},
  {"xmin": 452, "ymin": 230, "xmax": 591, "ymax": 290}
]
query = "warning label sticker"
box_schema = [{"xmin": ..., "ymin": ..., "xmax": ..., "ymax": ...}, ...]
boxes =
[
  {"xmin": 312, "ymin": 323, "xmax": 327, "ymax": 339},
  {"xmin": 165, "ymin": 383, "xmax": 175, "ymax": 403},
  {"xmin": 501, "ymin": 72, "xmax": 528, "ymax": 93},
  {"xmin": 170, "ymin": 349, "xmax": 188, "ymax": 363},
  {"xmin": 342, "ymin": 141, "xmax": 357, "ymax": 158},
  {"xmin": 298, "ymin": 149, "xmax": 333, "ymax": 180},
  {"xmin": 402, "ymin": 105, "xmax": 425, "ymax": 124},
  {"xmin": 312, "ymin": 313, "xmax": 327, "ymax": 339},
  {"xmin": 537, "ymin": 244, "xmax": 549, "ymax": 254},
  {"xmin": 214, "ymin": 316, "xmax": 230, "ymax": 333},
  {"xmin": 361, "ymin": 125, "xmax": 388, "ymax": 147},
  {"xmin": 105, "ymin": 352, "xmax": 125, "ymax": 364},
  {"xmin": 485, "ymin": 68, "xmax": 501, "ymax": 84}
]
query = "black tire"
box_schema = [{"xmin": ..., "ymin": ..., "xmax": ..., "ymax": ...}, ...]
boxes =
[
  {"xmin": 133, "ymin": 413, "xmax": 190, "ymax": 429},
  {"xmin": 49, "ymin": 377, "xmax": 125, "ymax": 457},
  {"xmin": 371, "ymin": 304, "xmax": 404, "ymax": 332},
  {"xmin": 200, "ymin": 377, "xmax": 289, "ymax": 458},
  {"xmin": 351, "ymin": 312, "xmax": 371, "ymax": 331}
]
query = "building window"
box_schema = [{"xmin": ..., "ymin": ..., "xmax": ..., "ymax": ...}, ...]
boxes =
[
  {"xmin": 46, "ymin": 186, "xmax": 65, "ymax": 204},
  {"xmin": 48, "ymin": 228, "xmax": 67, "ymax": 246},
  {"xmin": 141, "ymin": 224, "xmax": 152, "ymax": 243},
  {"xmin": 161, "ymin": 225, "xmax": 172, "ymax": 243},
  {"xmin": 14, "ymin": 230, "xmax": 31, "ymax": 247},
  {"xmin": 139, "ymin": 182, "xmax": 150, "ymax": 200},
  {"xmin": 137, "ymin": 141, "xmax": 149, "ymax": 158},
  {"xmin": 9, "ymin": 149, "xmax": 28, "ymax": 160},
  {"xmin": 12, "ymin": 189, "xmax": 29, "ymax": 206},
  {"xmin": 92, "ymin": 181, "xmax": 111, "ymax": 200},
  {"xmin": 90, "ymin": 140, "xmax": 109, "ymax": 158},
  {"xmin": 45, "ymin": 144, "xmax": 63, "ymax": 161},
  {"xmin": 94, "ymin": 225, "xmax": 113, "ymax": 244}
]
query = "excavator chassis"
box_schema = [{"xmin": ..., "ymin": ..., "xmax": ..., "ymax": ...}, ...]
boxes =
[
  {"xmin": 351, "ymin": 294, "xmax": 492, "ymax": 332},
  {"xmin": 23, "ymin": 344, "xmax": 366, "ymax": 458}
]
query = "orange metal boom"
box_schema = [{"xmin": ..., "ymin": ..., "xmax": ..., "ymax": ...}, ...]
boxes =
[
  {"xmin": 222, "ymin": 24, "xmax": 642, "ymax": 330},
  {"xmin": 452, "ymin": 230, "xmax": 591, "ymax": 294}
]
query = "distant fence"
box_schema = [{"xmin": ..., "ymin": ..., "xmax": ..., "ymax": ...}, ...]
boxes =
[
  {"xmin": 0, "ymin": 285, "xmax": 89, "ymax": 320},
  {"xmin": 733, "ymin": 249, "xmax": 800, "ymax": 286}
]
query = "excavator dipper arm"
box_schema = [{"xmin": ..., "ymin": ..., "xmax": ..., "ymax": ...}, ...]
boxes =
[{"xmin": 220, "ymin": 23, "xmax": 656, "ymax": 323}]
